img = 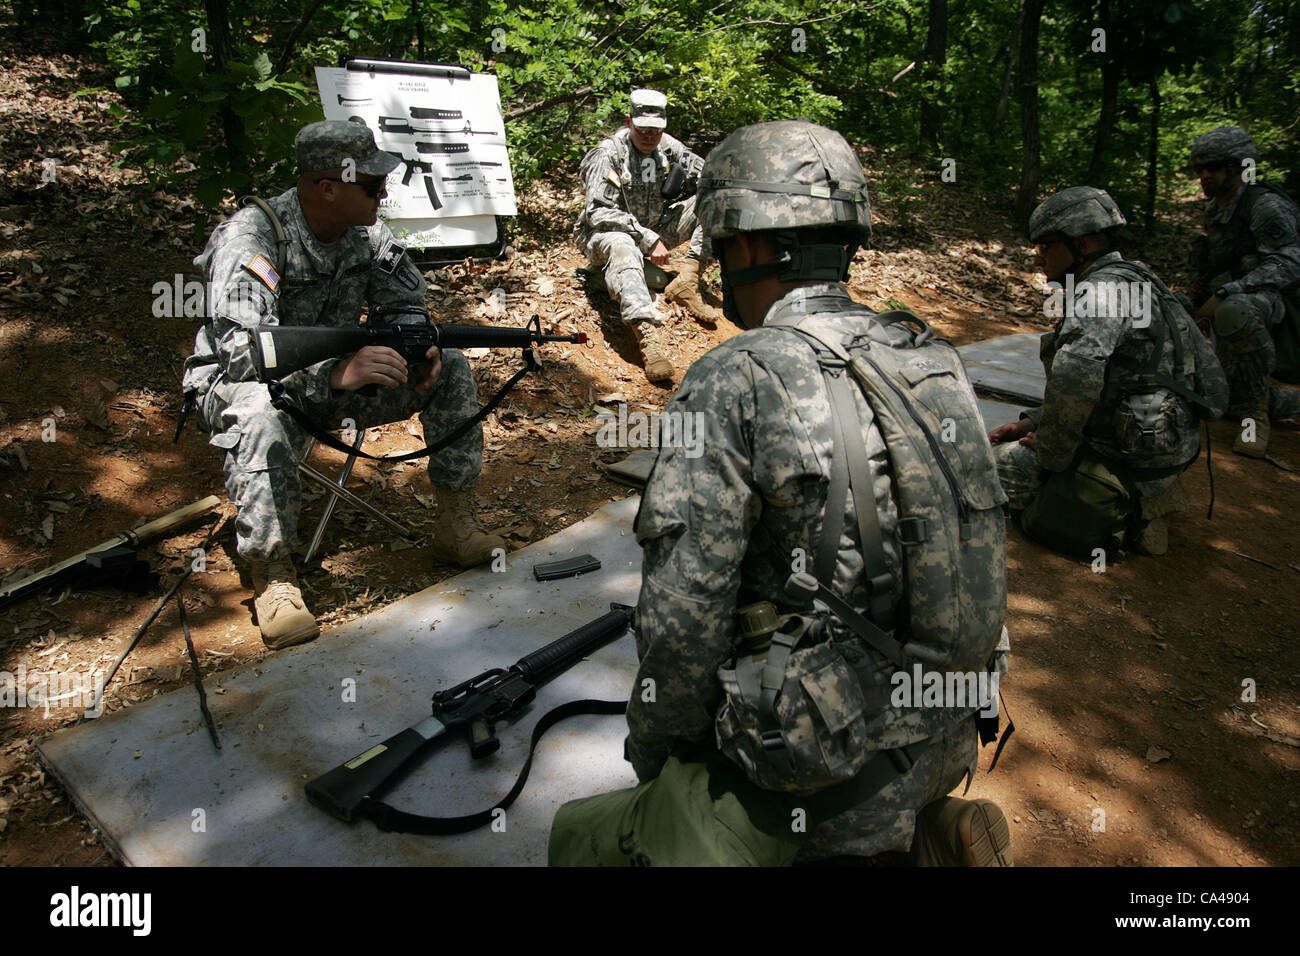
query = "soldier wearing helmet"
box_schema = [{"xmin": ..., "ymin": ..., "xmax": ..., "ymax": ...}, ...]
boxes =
[
  {"xmin": 1187, "ymin": 125, "xmax": 1300, "ymax": 457},
  {"xmin": 551, "ymin": 121, "xmax": 1012, "ymax": 867},
  {"xmin": 990, "ymin": 187, "xmax": 1226, "ymax": 556}
]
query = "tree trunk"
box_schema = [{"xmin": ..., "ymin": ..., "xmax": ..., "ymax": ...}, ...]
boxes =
[
  {"xmin": 1085, "ymin": 0, "xmax": 1120, "ymax": 185},
  {"xmin": 1013, "ymin": 0, "xmax": 1044, "ymax": 226},
  {"xmin": 919, "ymin": 0, "xmax": 949, "ymax": 146},
  {"xmin": 1144, "ymin": 75, "xmax": 1160, "ymax": 232},
  {"xmin": 203, "ymin": 0, "xmax": 245, "ymax": 173},
  {"xmin": 993, "ymin": 0, "xmax": 1026, "ymax": 137}
]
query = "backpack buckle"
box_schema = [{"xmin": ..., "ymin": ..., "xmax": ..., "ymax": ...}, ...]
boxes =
[
  {"xmin": 759, "ymin": 729, "xmax": 786, "ymax": 752},
  {"xmin": 867, "ymin": 571, "xmax": 894, "ymax": 595},
  {"xmin": 895, "ymin": 517, "xmax": 929, "ymax": 546}
]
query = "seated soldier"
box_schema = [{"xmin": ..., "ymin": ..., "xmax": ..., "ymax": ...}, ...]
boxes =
[
  {"xmin": 573, "ymin": 88, "xmax": 719, "ymax": 382},
  {"xmin": 182, "ymin": 121, "xmax": 505, "ymax": 649},
  {"xmin": 991, "ymin": 187, "xmax": 1227, "ymax": 557}
]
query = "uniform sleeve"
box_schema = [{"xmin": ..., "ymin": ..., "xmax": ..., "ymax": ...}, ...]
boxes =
[
  {"xmin": 366, "ymin": 223, "xmax": 427, "ymax": 311},
  {"xmin": 578, "ymin": 142, "xmax": 660, "ymax": 254},
  {"xmin": 626, "ymin": 354, "xmax": 760, "ymax": 780},
  {"xmin": 197, "ymin": 221, "xmax": 282, "ymax": 385},
  {"xmin": 1220, "ymin": 193, "xmax": 1300, "ymax": 297},
  {"xmin": 1034, "ymin": 282, "xmax": 1127, "ymax": 471}
]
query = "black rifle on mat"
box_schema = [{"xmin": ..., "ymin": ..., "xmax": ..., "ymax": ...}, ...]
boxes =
[{"xmin": 304, "ymin": 603, "xmax": 635, "ymax": 834}]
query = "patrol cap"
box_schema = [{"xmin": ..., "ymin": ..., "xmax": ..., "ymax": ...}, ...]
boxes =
[
  {"xmin": 295, "ymin": 120, "xmax": 401, "ymax": 176},
  {"xmin": 629, "ymin": 89, "xmax": 668, "ymax": 129}
]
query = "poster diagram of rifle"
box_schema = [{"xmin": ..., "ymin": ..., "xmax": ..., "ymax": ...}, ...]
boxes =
[{"xmin": 315, "ymin": 62, "xmax": 514, "ymax": 246}]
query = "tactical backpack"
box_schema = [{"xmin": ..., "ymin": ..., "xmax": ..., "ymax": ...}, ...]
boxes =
[{"xmin": 713, "ymin": 302, "xmax": 1009, "ymax": 795}]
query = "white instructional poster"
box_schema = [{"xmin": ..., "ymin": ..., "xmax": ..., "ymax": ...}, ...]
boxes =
[{"xmin": 315, "ymin": 63, "xmax": 514, "ymax": 248}]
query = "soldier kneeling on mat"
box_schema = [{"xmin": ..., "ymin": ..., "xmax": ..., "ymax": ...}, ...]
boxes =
[
  {"xmin": 990, "ymin": 187, "xmax": 1228, "ymax": 558},
  {"xmin": 550, "ymin": 120, "xmax": 1013, "ymax": 866}
]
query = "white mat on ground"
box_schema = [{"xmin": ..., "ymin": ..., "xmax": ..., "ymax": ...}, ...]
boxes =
[
  {"xmin": 958, "ymin": 332, "xmax": 1046, "ymax": 405},
  {"xmin": 37, "ymin": 497, "xmax": 645, "ymax": 866}
]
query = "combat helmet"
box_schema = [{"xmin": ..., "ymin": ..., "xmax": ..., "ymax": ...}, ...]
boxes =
[
  {"xmin": 1189, "ymin": 126, "xmax": 1258, "ymax": 169},
  {"xmin": 698, "ymin": 120, "xmax": 869, "ymax": 322},
  {"xmin": 1027, "ymin": 186, "xmax": 1126, "ymax": 243}
]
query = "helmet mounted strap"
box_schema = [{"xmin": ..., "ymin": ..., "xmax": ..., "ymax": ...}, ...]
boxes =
[{"xmin": 723, "ymin": 230, "xmax": 856, "ymax": 287}]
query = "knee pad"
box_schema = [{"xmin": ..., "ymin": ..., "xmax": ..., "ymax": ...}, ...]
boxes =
[{"xmin": 1212, "ymin": 299, "xmax": 1252, "ymax": 338}]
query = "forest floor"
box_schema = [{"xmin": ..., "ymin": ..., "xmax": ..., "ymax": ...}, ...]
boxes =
[{"xmin": 1, "ymin": 42, "xmax": 1297, "ymax": 868}]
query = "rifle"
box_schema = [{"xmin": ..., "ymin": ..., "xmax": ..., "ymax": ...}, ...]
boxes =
[
  {"xmin": 390, "ymin": 148, "xmax": 443, "ymax": 210},
  {"xmin": 305, "ymin": 603, "xmax": 635, "ymax": 832},
  {"xmin": 251, "ymin": 311, "xmax": 586, "ymax": 383},
  {"xmin": 379, "ymin": 116, "xmax": 497, "ymax": 137}
]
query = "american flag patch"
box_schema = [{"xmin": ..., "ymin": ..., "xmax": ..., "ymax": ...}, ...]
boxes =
[
  {"xmin": 606, "ymin": 170, "xmax": 623, "ymax": 188},
  {"xmin": 245, "ymin": 254, "xmax": 280, "ymax": 292}
]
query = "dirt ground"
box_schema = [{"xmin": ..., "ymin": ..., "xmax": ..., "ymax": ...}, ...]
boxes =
[{"xmin": 1, "ymin": 43, "xmax": 1297, "ymax": 868}]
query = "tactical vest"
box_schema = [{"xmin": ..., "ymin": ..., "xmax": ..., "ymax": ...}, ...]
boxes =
[{"xmin": 714, "ymin": 295, "xmax": 1009, "ymax": 793}]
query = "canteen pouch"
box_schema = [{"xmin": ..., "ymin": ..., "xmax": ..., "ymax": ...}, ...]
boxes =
[
  {"xmin": 1113, "ymin": 386, "xmax": 1187, "ymax": 457},
  {"xmin": 715, "ymin": 614, "xmax": 876, "ymax": 794},
  {"xmin": 1020, "ymin": 448, "xmax": 1133, "ymax": 559}
]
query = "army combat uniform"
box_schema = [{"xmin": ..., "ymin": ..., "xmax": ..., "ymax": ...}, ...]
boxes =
[
  {"xmin": 629, "ymin": 283, "xmax": 1003, "ymax": 860},
  {"xmin": 1191, "ymin": 182, "xmax": 1300, "ymax": 422},
  {"xmin": 573, "ymin": 126, "xmax": 708, "ymax": 324},
  {"xmin": 995, "ymin": 252, "xmax": 1227, "ymax": 517},
  {"xmin": 181, "ymin": 188, "xmax": 483, "ymax": 562}
]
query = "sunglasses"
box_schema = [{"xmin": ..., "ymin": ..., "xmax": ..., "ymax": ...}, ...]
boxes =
[
  {"xmin": 1193, "ymin": 162, "xmax": 1227, "ymax": 175},
  {"xmin": 314, "ymin": 176, "xmax": 386, "ymax": 197}
]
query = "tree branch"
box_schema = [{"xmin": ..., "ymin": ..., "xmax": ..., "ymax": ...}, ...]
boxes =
[
  {"xmin": 273, "ymin": 0, "xmax": 329, "ymax": 77},
  {"xmin": 767, "ymin": 51, "xmax": 913, "ymax": 98}
]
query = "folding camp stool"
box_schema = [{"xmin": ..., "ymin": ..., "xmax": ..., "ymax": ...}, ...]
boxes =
[{"xmin": 297, "ymin": 432, "xmax": 424, "ymax": 564}]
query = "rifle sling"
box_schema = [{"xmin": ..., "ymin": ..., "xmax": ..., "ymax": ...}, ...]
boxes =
[
  {"xmin": 359, "ymin": 698, "xmax": 627, "ymax": 835},
  {"xmin": 266, "ymin": 356, "xmax": 534, "ymax": 462}
]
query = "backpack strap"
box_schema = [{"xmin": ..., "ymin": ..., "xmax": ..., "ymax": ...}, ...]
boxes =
[{"xmin": 239, "ymin": 195, "xmax": 289, "ymax": 276}]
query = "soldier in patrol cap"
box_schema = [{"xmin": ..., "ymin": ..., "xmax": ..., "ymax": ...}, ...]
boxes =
[
  {"xmin": 181, "ymin": 120, "xmax": 505, "ymax": 650},
  {"xmin": 991, "ymin": 186, "xmax": 1226, "ymax": 556},
  {"xmin": 1187, "ymin": 125, "xmax": 1300, "ymax": 457},
  {"xmin": 573, "ymin": 89, "xmax": 719, "ymax": 382},
  {"xmin": 550, "ymin": 120, "xmax": 1013, "ymax": 866}
]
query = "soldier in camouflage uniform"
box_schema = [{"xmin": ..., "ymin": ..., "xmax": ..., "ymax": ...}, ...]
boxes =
[
  {"xmin": 573, "ymin": 89, "xmax": 718, "ymax": 381},
  {"xmin": 991, "ymin": 187, "xmax": 1227, "ymax": 556},
  {"xmin": 182, "ymin": 121, "xmax": 504, "ymax": 649},
  {"xmin": 620, "ymin": 121, "xmax": 1012, "ymax": 865},
  {"xmin": 1187, "ymin": 125, "xmax": 1300, "ymax": 457}
]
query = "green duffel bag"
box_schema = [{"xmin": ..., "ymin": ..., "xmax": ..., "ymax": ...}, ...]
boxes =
[
  {"xmin": 548, "ymin": 754, "xmax": 803, "ymax": 867},
  {"xmin": 1020, "ymin": 448, "xmax": 1134, "ymax": 559}
]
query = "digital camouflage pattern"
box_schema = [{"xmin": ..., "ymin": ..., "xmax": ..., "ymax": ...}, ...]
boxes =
[
  {"xmin": 1189, "ymin": 179, "xmax": 1300, "ymax": 419},
  {"xmin": 294, "ymin": 120, "xmax": 401, "ymax": 175},
  {"xmin": 995, "ymin": 251, "xmax": 1227, "ymax": 509},
  {"xmin": 629, "ymin": 281, "xmax": 1008, "ymax": 858},
  {"xmin": 696, "ymin": 120, "xmax": 870, "ymax": 241},
  {"xmin": 1025, "ymin": 186, "xmax": 1126, "ymax": 242},
  {"xmin": 574, "ymin": 127, "xmax": 708, "ymax": 324},
  {"xmin": 1188, "ymin": 125, "xmax": 1259, "ymax": 169},
  {"xmin": 183, "ymin": 187, "xmax": 482, "ymax": 561}
]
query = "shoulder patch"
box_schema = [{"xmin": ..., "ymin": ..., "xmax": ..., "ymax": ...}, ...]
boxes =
[
  {"xmin": 243, "ymin": 254, "xmax": 279, "ymax": 292},
  {"xmin": 1260, "ymin": 217, "xmax": 1291, "ymax": 244},
  {"xmin": 374, "ymin": 235, "xmax": 405, "ymax": 275}
]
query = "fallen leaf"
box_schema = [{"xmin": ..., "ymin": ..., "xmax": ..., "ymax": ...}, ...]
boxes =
[
  {"xmin": 133, "ymin": 750, "xmax": 142, "ymax": 759},
  {"xmin": 1145, "ymin": 745, "xmax": 1172, "ymax": 764}
]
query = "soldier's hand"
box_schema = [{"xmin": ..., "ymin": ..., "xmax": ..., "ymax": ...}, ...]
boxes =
[
  {"xmin": 330, "ymin": 346, "xmax": 409, "ymax": 390},
  {"xmin": 989, "ymin": 419, "xmax": 1032, "ymax": 445},
  {"xmin": 1018, "ymin": 431, "xmax": 1039, "ymax": 449},
  {"xmin": 648, "ymin": 240, "xmax": 670, "ymax": 266},
  {"xmin": 414, "ymin": 344, "xmax": 442, "ymax": 391},
  {"xmin": 1195, "ymin": 294, "xmax": 1221, "ymax": 320}
]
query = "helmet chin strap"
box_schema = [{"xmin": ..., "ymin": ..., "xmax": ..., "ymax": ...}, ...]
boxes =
[
  {"xmin": 719, "ymin": 230, "xmax": 859, "ymax": 325},
  {"xmin": 1062, "ymin": 235, "xmax": 1108, "ymax": 275}
]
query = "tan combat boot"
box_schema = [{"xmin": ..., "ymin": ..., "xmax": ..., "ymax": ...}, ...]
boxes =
[
  {"xmin": 910, "ymin": 797, "xmax": 1013, "ymax": 867},
  {"xmin": 1135, "ymin": 477, "xmax": 1190, "ymax": 556},
  {"xmin": 429, "ymin": 486, "xmax": 508, "ymax": 568},
  {"xmin": 250, "ymin": 559, "xmax": 320, "ymax": 650},
  {"xmin": 631, "ymin": 319, "xmax": 674, "ymax": 382},
  {"xmin": 1233, "ymin": 401, "xmax": 1270, "ymax": 458},
  {"xmin": 663, "ymin": 256, "xmax": 719, "ymax": 325}
]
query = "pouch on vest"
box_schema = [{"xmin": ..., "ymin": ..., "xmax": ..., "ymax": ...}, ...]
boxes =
[
  {"xmin": 1020, "ymin": 448, "xmax": 1132, "ymax": 559},
  {"xmin": 715, "ymin": 610, "xmax": 885, "ymax": 793},
  {"xmin": 548, "ymin": 754, "xmax": 802, "ymax": 867}
]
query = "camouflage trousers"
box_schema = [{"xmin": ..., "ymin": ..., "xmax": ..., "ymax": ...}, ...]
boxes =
[
  {"xmin": 199, "ymin": 349, "xmax": 483, "ymax": 561},
  {"xmin": 993, "ymin": 441, "xmax": 1180, "ymax": 517},
  {"xmin": 584, "ymin": 195, "xmax": 710, "ymax": 325},
  {"xmin": 797, "ymin": 715, "xmax": 979, "ymax": 861},
  {"xmin": 1212, "ymin": 291, "xmax": 1300, "ymax": 421}
]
